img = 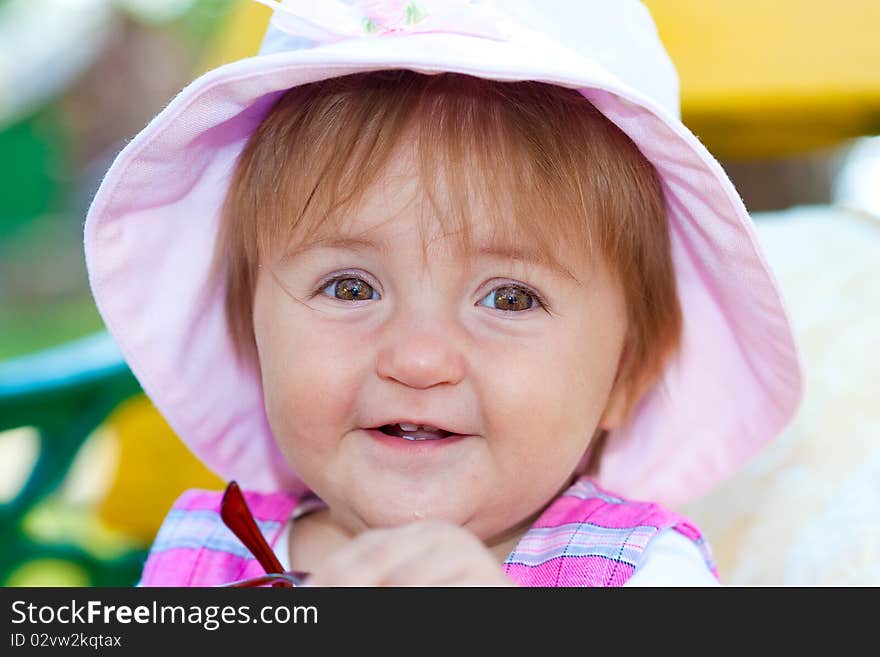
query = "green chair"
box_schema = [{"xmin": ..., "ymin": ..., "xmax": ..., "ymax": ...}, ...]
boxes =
[{"xmin": 0, "ymin": 331, "xmax": 147, "ymax": 586}]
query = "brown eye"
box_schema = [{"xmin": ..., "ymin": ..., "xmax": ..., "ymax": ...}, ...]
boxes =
[
  {"xmin": 481, "ymin": 285, "xmax": 535, "ymax": 312},
  {"xmin": 326, "ymin": 277, "xmax": 377, "ymax": 301}
]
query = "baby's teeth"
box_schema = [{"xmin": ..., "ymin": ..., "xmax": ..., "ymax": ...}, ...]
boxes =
[
  {"xmin": 421, "ymin": 424, "xmax": 438, "ymax": 432},
  {"xmin": 399, "ymin": 423, "xmax": 419, "ymax": 432}
]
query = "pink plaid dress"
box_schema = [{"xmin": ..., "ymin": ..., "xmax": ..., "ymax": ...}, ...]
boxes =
[{"xmin": 138, "ymin": 476, "xmax": 717, "ymax": 586}]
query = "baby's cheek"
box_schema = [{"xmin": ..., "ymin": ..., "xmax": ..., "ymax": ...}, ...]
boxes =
[
  {"xmin": 486, "ymin": 354, "xmax": 603, "ymax": 473},
  {"xmin": 484, "ymin": 352, "xmax": 570, "ymax": 425},
  {"xmin": 268, "ymin": 346, "xmax": 359, "ymax": 435}
]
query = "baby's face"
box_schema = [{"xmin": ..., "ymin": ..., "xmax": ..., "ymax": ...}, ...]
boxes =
[{"xmin": 253, "ymin": 152, "xmax": 629, "ymax": 545}]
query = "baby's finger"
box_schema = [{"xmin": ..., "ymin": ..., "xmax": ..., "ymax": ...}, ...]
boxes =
[
  {"xmin": 375, "ymin": 547, "xmax": 467, "ymax": 586},
  {"xmin": 380, "ymin": 531, "xmax": 513, "ymax": 586},
  {"xmin": 304, "ymin": 525, "xmax": 436, "ymax": 586}
]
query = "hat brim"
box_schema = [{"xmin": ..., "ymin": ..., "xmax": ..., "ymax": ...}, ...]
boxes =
[{"xmin": 85, "ymin": 32, "xmax": 803, "ymax": 507}]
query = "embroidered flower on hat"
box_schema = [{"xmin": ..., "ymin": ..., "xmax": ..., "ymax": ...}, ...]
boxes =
[
  {"xmin": 361, "ymin": 1, "xmax": 428, "ymax": 34},
  {"xmin": 255, "ymin": 0, "xmax": 508, "ymax": 45}
]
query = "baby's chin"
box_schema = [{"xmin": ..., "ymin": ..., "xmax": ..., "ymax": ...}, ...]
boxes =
[{"xmin": 344, "ymin": 478, "xmax": 486, "ymax": 531}]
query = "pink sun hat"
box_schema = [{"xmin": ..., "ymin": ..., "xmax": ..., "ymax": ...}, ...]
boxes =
[{"xmin": 84, "ymin": 0, "xmax": 803, "ymax": 508}]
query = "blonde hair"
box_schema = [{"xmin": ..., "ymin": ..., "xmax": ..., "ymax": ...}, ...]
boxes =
[{"xmin": 213, "ymin": 70, "xmax": 681, "ymax": 427}]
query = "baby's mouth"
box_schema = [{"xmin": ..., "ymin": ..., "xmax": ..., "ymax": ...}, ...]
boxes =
[{"xmin": 376, "ymin": 423, "xmax": 455, "ymax": 442}]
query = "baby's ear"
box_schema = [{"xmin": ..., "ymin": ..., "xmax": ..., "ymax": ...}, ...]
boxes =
[
  {"xmin": 597, "ymin": 371, "xmax": 630, "ymax": 432},
  {"xmin": 597, "ymin": 343, "xmax": 652, "ymax": 432}
]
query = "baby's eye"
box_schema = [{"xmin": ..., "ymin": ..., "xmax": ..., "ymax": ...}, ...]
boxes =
[
  {"xmin": 321, "ymin": 277, "xmax": 379, "ymax": 301},
  {"xmin": 477, "ymin": 285, "xmax": 538, "ymax": 312}
]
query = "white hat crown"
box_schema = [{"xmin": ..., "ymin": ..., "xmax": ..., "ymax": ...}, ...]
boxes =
[{"xmin": 255, "ymin": 0, "xmax": 680, "ymax": 117}]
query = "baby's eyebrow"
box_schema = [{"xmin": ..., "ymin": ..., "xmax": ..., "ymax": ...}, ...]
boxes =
[
  {"xmin": 283, "ymin": 236, "xmax": 578, "ymax": 280},
  {"xmin": 474, "ymin": 245, "xmax": 579, "ymax": 281},
  {"xmin": 281, "ymin": 236, "xmax": 390, "ymax": 261}
]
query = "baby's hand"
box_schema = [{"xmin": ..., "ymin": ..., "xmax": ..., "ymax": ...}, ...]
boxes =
[{"xmin": 302, "ymin": 520, "xmax": 515, "ymax": 587}]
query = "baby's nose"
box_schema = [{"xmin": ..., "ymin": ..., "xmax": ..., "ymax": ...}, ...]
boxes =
[{"xmin": 376, "ymin": 327, "xmax": 466, "ymax": 389}]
